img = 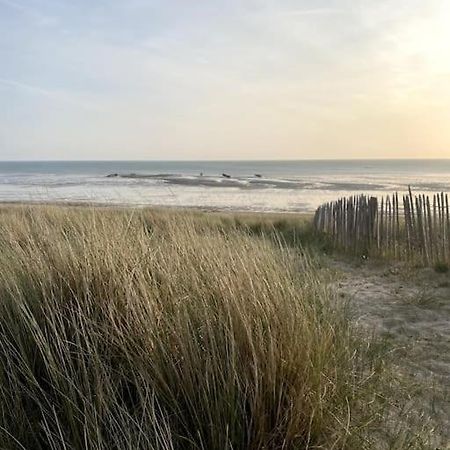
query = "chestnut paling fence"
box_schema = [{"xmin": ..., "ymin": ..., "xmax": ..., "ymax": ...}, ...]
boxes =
[{"xmin": 313, "ymin": 188, "xmax": 450, "ymax": 265}]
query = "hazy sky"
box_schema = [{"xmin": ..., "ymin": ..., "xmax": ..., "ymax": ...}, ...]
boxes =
[{"xmin": 1, "ymin": 0, "xmax": 450, "ymax": 160}]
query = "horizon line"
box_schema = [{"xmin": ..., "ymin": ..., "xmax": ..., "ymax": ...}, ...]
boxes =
[{"xmin": 1, "ymin": 157, "xmax": 450, "ymax": 163}]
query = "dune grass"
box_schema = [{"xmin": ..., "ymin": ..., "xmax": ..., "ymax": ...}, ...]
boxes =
[{"xmin": 0, "ymin": 206, "xmax": 429, "ymax": 449}]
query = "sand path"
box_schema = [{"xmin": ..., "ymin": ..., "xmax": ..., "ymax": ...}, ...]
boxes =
[{"xmin": 329, "ymin": 257, "xmax": 450, "ymax": 446}]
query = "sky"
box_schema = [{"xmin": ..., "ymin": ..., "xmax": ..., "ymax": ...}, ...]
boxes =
[{"xmin": 1, "ymin": 0, "xmax": 450, "ymax": 161}]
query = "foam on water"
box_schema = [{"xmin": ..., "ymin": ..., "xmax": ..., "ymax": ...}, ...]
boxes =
[{"xmin": 1, "ymin": 160, "xmax": 450, "ymax": 212}]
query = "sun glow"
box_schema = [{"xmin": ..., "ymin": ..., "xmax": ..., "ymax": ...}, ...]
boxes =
[{"xmin": 399, "ymin": 2, "xmax": 450, "ymax": 75}]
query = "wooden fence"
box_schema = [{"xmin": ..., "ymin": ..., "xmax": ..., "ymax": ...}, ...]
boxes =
[{"xmin": 313, "ymin": 188, "xmax": 450, "ymax": 265}]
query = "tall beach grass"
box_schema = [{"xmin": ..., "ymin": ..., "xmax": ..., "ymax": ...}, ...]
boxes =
[{"xmin": 0, "ymin": 206, "xmax": 425, "ymax": 449}]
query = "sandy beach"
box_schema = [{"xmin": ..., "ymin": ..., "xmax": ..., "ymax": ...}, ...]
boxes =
[{"xmin": 3, "ymin": 0, "xmax": 450, "ymax": 445}]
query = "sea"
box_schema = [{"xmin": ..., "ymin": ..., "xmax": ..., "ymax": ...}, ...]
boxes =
[{"xmin": 1, "ymin": 159, "xmax": 450, "ymax": 213}]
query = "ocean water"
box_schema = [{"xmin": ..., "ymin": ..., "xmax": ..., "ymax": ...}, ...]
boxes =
[{"xmin": 1, "ymin": 160, "xmax": 450, "ymax": 213}]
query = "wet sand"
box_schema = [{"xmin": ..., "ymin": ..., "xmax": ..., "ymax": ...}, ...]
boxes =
[{"xmin": 107, "ymin": 173, "xmax": 388, "ymax": 191}]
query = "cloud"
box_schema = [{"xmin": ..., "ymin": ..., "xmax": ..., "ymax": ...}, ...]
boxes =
[
  {"xmin": 276, "ymin": 7, "xmax": 344, "ymax": 17},
  {"xmin": 0, "ymin": 0, "xmax": 58, "ymax": 26},
  {"xmin": 1, "ymin": 0, "xmax": 449, "ymax": 160},
  {"xmin": 0, "ymin": 77, "xmax": 102, "ymax": 111}
]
